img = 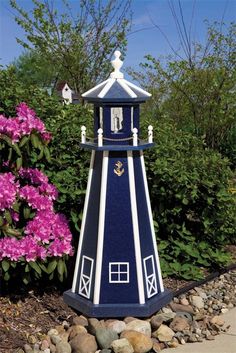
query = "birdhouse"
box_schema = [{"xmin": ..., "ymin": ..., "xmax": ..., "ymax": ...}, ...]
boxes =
[{"xmin": 64, "ymin": 51, "xmax": 172, "ymax": 317}]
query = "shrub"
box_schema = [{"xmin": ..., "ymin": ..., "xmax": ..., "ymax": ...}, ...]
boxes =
[
  {"xmin": 0, "ymin": 103, "xmax": 73, "ymax": 284},
  {"xmin": 142, "ymin": 119, "xmax": 236, "ymax": 279}
]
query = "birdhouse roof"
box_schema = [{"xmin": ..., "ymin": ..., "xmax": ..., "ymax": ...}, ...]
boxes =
[{"xmin": 82, "ymin": 51, "xmax": 151, "ymax": 103}]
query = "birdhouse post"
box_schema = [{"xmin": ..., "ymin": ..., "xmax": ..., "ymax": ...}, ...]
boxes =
[{"xmin": 64, "ymin": 51, "xmax": 172, "ymax": 317}]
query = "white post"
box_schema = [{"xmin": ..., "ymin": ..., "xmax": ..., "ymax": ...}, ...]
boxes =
[
  {"xmin": 132, "ymin": 128, "xmax": 138, "ymax": 146},
  {"xmin": 98, "ymin": 128, "xmax": 103, "ymax": 147},
  {"xmin": 81, "ymin": 126, "xmax": 86, "ymax": 143},
  {"xmin": 148, "ymin": 125, "xmax": 153, "ymax": 143}
]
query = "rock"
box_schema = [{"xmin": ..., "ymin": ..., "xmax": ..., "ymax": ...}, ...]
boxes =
[
  {"xmin": 121, "ymin": 330, "xmax": 153, "ymax": 353},
  {"xmin": 191, "ymin": 296, "xmax": 204, "ymax": 309},
  {"xmin": 55, "ymin": 341, "xmax": 71, "ymax": 353},
  {"xmin": 154, "ymin": 312, "xmax": 176, "ymax": 323},
  {"xmin": 70, "ymin": 333, "xmax": 98, "ymax": 353},
  {"xmin": 40, "ymin": 340, "xmax": 50, "ymax": 350},
  {"xmin": 69, "ymin": 325, "xmax": 87, "ymax": 339},
  {"xmin": 169, "ymin": 316, "xmax": 190, "ymax": 332},
  {"xmin": 24, "ymin": 344, "xmax": 34, "ymax": 353},
  {"xmin": 152, "ymin": 324, "xmax": 175, "ymax": 342},
  {"xmin": 60, "ymin": 331, "xmax": 70, "ymax": 342},
  {"xmin": 188, "ymin": 334, "xmax": 198, "ymax": 343},
  {"xmin": 73, "ymin": 316, "xmax": 88, "ymax": 327},
  {"xmin": 51, "ymin": 335, "xmax": 62, "ymax": 345},
  {"xmin": 88, "ymin": 318, "xmax": 103, "ymax": 335},
  {"xmin": 221, "ymin": 308, "xmax": 229, "ymax": 314},
  {"xmin": 124, "ymin": 317, "xmax": 137, "ymax": 324},
  {"xmin": 43, "ymin": 349, "xmax": 51, "ymax": 353},
  {"xmin": 169, "ymin": 303, "xmax": 194, "ymax": 314},
  {"xmin": 50, "ymin": 343, "xmax": 56, "ymax": 353},
  {"xmin": 210, "ymin": 315, "xmax": 225, "ymax": 326},
  {"xmin": 168, "ymin": 339, "xmax": 179, "ymax": 348},
  {"xmin": 14, "ymin": 349, "xmax": 25, "ymax": 353},
  {"xmin": 162, "ymin": 307, "xmax": 173, "ymax": 314},
  {"xmin": 95, "ymin": 328, "xmax": 118, "ymax": 349},
  {"xmin": 111, "ymin": 338, "xmax": 134, "ymax": 353},
  {"xmin": 206, "ymin": 335, "xmax": 215, "ymax": 340},
  {"xmin": 179, "ymin": 338, "xmax": 186, "ymax": 345},
  {"xmin": 48, "ymin": 329, "xmax": 59, "ymax": 337},
  {"xmin": 151, "ymin": 338, "xmax": 162, "ymax": 352},
  {"xmin": 28, "ymin": 335, "xmax": 37, "ymax": 345},
  {"xmin": 106, "ymin": 320, "xmax": 126, "ymax": 334},
  {"xmin": 101, "ymin": 350, "xmax": 111, "ymax": 353},
  {"xmin": 125, "ymin": 319, "xmax": 151, "ymax": 337},
  {"xmin": 176, "ymin": 311, "xmax": 193, "ymax": 322},
  {"xmin": 180, "ymin": 298, "xmax": 189, "ymax": 306},
  {"xmin": 55, "ymin": 325, "xmax": 66, "ymax": 335},
  {"xmin": 150, "ymin": 316, "xmax": 163, "ymax": 330}
]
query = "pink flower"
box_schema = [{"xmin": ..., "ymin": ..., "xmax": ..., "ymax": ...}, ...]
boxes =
[
  {"xmin": 0, "ymin": 103, "xmax": 52, "ymax": 143},
  {"xmin": 0, "ymin": 173, "xmax": 19, "ymax": 210},
  {"xmin": 19, "ymin": 185, "xmax": 53, "ymax": 211}
]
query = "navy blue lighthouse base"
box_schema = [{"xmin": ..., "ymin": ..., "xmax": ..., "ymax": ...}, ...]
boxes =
[{"xmin": 64, "ymin": 149, "xmax": 172, "ymax": 317}]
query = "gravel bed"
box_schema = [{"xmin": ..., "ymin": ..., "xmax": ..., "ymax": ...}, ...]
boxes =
[{"xmin": 10, "ymin": 270, "xmax": 236, "ymax": 353}]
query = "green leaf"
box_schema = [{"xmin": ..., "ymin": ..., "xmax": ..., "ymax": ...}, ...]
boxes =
[
  {"xmin": 4, "ymin": 272, "xmax": 10, "ymax": 281},
  {"xmin": 39, "ymin": 263, "xmax": 48, "ymax": 273},
  {"xmin": 57, "ymin": 258, "xmax": 64, "ymax": 276},
  {"xmin": 4, "ymin": 210, "xmax": 12, "ymax": 224},
  {"xmin": 47, "ymin": 259, "xmax": 57, "ymax": 274},
  {"xmin": 2, "ymin": 260, "xmax": 10, "ymax": 272},
  {"xmin": 19, "ymin": 135, "xmax": 29, "ymax": 147},
  {"xmin": 16, "ymin": 157, "xmax": 23, "ymax": 170},
  {"xmin": 29, "ymin": 261, "xmax": 42, "ymax": 275},
  {"xmin": 23, "ymin": 207, "xmax": 31, "ymax": 219},
  {"xmin": 44, "ymin": 146, "xmax": 51, "ymax": 162},
  {"xmin": 0, "ymin": 216, "xmax": 4, "ymax": 227},
  {"xmin": 31, "ymin": 133, "xmax": 40, "ymax": 148}
]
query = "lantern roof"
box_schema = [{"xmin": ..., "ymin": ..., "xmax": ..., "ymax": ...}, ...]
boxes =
[{"xmin": 82, "ymin": 51, "xmax": 151, "ymax": 103}]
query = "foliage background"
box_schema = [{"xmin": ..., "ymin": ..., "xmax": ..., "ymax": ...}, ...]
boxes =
[{"xmin": 0, "ymin": 5, "xmax": 235, "ymax": 282}]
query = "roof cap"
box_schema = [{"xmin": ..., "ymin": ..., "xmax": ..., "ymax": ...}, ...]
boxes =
[{"xmin": 82, "ymin": 51, "xmax": 151, "ymax": 103}]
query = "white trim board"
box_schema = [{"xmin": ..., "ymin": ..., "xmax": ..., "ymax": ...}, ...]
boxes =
[
  {"xmin": 72, "ymin": 151, "xmax": 95, "ymax": 293},
  {"xmin": 93, "ymin": 151, "xmax": 109, "ymax": 304},
  {"xmin": 140, "ymin": 152, "xmax": 164, "ymax": 292},
  {"xmin": 127, "ymin": 150, "xmax": 145, "ymax": 304}
]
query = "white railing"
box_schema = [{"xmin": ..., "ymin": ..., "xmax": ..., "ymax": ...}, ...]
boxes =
[
  {"xmin": 97, "ymin": 128, "xmax": 103, "ymax": 147},
  {"xmin": 132, "ymin": 128, "xmax": 138, "ymax": 146},
  {"xmin": 81, "ymin": 126, "xmax": 86, "ymax": 143},
  {"xmin": 148, "ymin": 125, "xmax": 153, "ymax": 143},
  {"xmin": 81, "ymin": 125, "xmax": 153, "ymax": 147}
]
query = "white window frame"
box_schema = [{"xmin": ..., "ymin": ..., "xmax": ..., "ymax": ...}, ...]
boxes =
[
  {"xmin": 109, "ymin": 262, "xmax": 129, "ymax": 283},
  {"xmin": 143, "ymin": 255, "xmax": 158, "ymax": 298}
]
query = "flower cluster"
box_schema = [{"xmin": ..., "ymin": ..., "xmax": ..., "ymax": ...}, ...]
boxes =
[
  {"xmin": 0, "ymin": 168, "xmax": 73, "ymax": 262},
  {"xmin": 19, "ymin": 168, "xmax": 58, "ymax": 200},
  {"xmin": 0, "ymin": 102, "xmax": 51, "ymax": 143},
  {"xmin": 0, "ymin": 173, "xmax": 19, "ymax": 210}
]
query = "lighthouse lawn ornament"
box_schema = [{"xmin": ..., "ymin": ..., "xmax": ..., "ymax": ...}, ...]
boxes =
[{"xmin": 64, "ymin": 51, "xmax": 172, "ymax": 317}]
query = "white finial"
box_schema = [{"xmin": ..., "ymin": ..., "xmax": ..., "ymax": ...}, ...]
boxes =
[{"xmin": 110, "ymin": 51, "xmax": 124, "ymax": 79}]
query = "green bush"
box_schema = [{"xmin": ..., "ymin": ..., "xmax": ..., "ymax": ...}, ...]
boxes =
[{"xmin": 142, "ymin": 119, "xmax": 236, "ymax": 279}]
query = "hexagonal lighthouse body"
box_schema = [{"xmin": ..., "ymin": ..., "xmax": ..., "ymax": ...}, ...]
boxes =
[{"xmin": 63, "ymin": 51, "xmax": 172, "ymax": 317}]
